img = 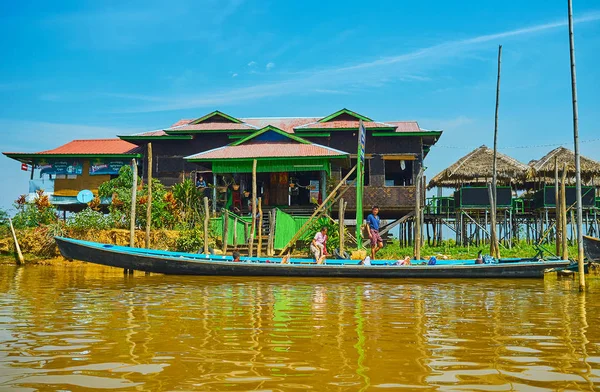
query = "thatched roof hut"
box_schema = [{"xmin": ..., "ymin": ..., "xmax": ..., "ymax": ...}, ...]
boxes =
[
  {"xmin": 428, "ymin": 145, "xmax": 529, "ymax": 189},
  {"xmin": 529, "ymin": 146, "xmax": 600, "ymax": 184}
]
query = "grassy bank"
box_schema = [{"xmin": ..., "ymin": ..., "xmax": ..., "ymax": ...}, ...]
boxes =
[{"xmin": 377, "ymin": 240, "xmax": 580, "ymax": 260}]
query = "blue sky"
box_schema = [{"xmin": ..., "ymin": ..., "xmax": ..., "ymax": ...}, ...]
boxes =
[{"xmin": 1, "ymin": 0, "xmax": 600, "ymax": 211}]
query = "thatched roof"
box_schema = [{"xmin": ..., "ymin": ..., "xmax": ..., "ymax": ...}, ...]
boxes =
[
  {"xmin": 427, "ymin": 145, "xmax": 529, "ymax": 189},
  {"xmin": 529, "ymin": 146, "xmax": 600, "ymax": 183}
]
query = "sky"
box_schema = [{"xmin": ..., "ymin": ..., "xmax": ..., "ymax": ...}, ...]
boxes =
[{"xmin": 1, "ymin": 0, "xmax": 600, "ymax": 212}]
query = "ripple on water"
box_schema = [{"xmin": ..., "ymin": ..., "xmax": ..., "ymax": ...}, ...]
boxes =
[{"xmin": 0, "ymin": 266, "xmax": 599, "ymax": 391}]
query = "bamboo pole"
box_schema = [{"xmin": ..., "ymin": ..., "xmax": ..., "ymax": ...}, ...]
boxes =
[
  {"xmin": 567, "ymin": 0, "xmax": 585, "ymax": 291},
  {"xmin": 267, "ymin": 209, "xmax": 276, "ymax": 256},
  {"xmin": 490, "ymin": 44, "xmax": 502, "ymax": 259},
  {"xmin": 130, "ymin": 158, "xmax": 137, "ymax": 248},
  {"xmin": 257, "ymin": 197, "xmax": 263, "ymax": 257},
  {"xmin": 339, "ymin": 198, "xmax": 345, "ymax": 255},
  {"xmin": 414, "ymin": 169, "xmax": 423, "ymax": 260},
  {"xmin": 249, "ymin": 159, "xmax": 257, "ymax": 257},
  {"xmin": 145, "ymin": 142, "xmax": 152, "ymax": 249},
  {"xmin": 561, "ymin": 164, "xmax": 569, "ymax": 261},
  {"xmin": 555, "ymin": 157, "xmax": 561, "ymax": 256},
  {"xmin": 222, "ymin": 210, "xmax": 229, "ymax": 253},
  {"xmin": 8, "ymin": 218, "xmax": 24, "ymax": 265},
  {"xmin": 203, "ymin": 197, "xmax": 209, "ymax": 254},
  {"xmin": 278, "ymin": 165, "xmax": 357, "ymax": 255},
  {"xmin": 233, "ymin": 217, "xmax": 238, "ymax": 247}
]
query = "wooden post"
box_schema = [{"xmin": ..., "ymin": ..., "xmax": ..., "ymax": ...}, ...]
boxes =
[
  {"xmin": 145, "ymin": 143, "xmax": 152, "ymax": 249},
  {"xmin": 561, "ymin": 164, "xmax": 569, "ymax": 261},
  {"xmin": 203, "ymin": 197, "xmax": 209, "ymax": 254},
  {"xmin": 339, "ymin": 198, "xmax": 345, "ymax": 255},
  {"xmin": 212, "ymin": 173, "xmax": 218, "ymax": 215},
  {"xmin": 267, "ymin": 209, "xmax": 276, "ymax": 256},
  {"xmin": 8, "ymin": 218, "xmax": 24, "ymax": 265},
  {"xmin": 257, "ymin": 197, "xmax": 263, "ymax": 257},
  {"xmin": 414, "ymin": 169, "xmax": 423, "ymax": 260},
  {"xmin": 568, "ymin": 0, "xmax": 585, "ymax": 290},
  {"xmin": 130, "ymin": 158, "xmax": 137, "ymax": 248},
  {"xmin": 249, "ymin": 159, "xmax": 257, "ymax": 257},
  {"xmin": 222, "ymin": 210, "xmax": 229, "ymax": 253},
  {"xmin": 555, "ymin": 157, "xmax": 561, "ymax": 256},
  {"xmin": 233, "ymin": 217, "xmax": 238, "ymax": 247},
  {"xmin": 489, "ymin": 44, "xmax": 502, "ymax": 260}
]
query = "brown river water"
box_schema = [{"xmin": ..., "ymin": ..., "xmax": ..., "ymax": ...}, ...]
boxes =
[{"xmin": 0, "ymin": 265, "xmax": 599, "ymax": 391}]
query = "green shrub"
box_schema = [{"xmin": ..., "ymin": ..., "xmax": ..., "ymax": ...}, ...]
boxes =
[
  {"xmin": 67, "ymin": 208, "xmax": 112, "ymax": 230},
  {"xmin": 175, "ymin": 225, "xmax": 205, "ymax": 253}
]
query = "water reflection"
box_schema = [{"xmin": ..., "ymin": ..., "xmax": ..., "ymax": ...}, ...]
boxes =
[{"xmin": 0, "ymin": 265, "xmax": 599, "ymax": 391}]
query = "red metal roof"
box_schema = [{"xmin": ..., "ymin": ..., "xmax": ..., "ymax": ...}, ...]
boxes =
[
  {"xmin": 294, "ymin": 120, "xmax": 396, "ymax": 130},
  {"xmin": 168, "ymin": 122, "xmax": 257, "ymax": 132},
  {"xmin": 25, "ymin": 139, "xmax": 140, "ymax": 155},
  {"xmin": 170, "ymin": 119, "xmax": 193, "ymax": 127},
  {"xmin": 242, "ymin": 118, "xmax": 321, "ymax": 133},
  {"xmin": 385, "ymin": 121, "xmax": 422, "ymax": 132},
  {"xmin": 187, "ymin": 141, "xmax": 348, "ymax": 160},
  {"xmin": 130, "ymin": 130, "xmax": 168, "ymax": 137}
]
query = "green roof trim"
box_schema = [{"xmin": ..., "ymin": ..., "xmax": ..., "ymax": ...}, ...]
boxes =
[
  {"xmin": 297, "ymin": 127, "xmax": 395, "ymax": 132},
  {"xmin": 190, "ymin": 110, "xmax": 242, "ymax": 125},
  {"xmin": 318, "ymin": 108, "xmax": 373, "ymax": 123},
  {"xmin": 230, "ymin": 126, "xmax": 311, "ymax": 146},
  {"xmin": 372, "ymin": 131, "xmax": 443, "ymax": 137},
  {"xmin": 119, "ymin": 135, "xmax": 193, "ymax": 141},
  {"xmin": 227, "ymin": 134, "xmax": 253, "ymax": 140},
  {"xmin": 291, "ymin": 132, "xmax": 331, "ymax": 137}
]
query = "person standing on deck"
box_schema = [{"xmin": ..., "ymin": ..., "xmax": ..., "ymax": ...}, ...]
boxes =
[{"xmin": 367, "ymin": 206, "xmax": 384, "ymax": 260}]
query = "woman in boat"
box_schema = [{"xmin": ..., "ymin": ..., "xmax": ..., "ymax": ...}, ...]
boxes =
[{"xmin": 311, "ymin": 227, "xmax": 328, "ymax": 265}]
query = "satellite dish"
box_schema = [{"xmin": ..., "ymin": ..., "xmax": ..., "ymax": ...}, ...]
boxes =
[{"xmin": 77, "ymin": 189, "xmax": 94, "ymax": 204}]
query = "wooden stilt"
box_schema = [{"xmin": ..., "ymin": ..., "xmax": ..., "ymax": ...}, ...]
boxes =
[
  {"xmin": 561, "ymin": 165, "xmax": 569, "ymax": 260},
  {"xmin": 130, "ymin": 158, "xmax": 137, "ymax": 248},
  {"xmin": 249, "ymin": 160, "xmax": 257, "ymax": 257},
  {"xmin": 222, "ymin": 209, "xmax": 229, "ymax": 254},
  {"xmin": 555, "ymin": 158, "xmax": 561, "ymax": 255},
  {"xmin": 203, "ymin": 197, "xmax": 209, "ymax": 254},
  {"xmin": 257, "ymin": 197, "xmax": 263, "ymax": 257},
  {"xmin": 339, "ymin": 198, "xmax": 345, "ymax": 256},
  {"xmin": 145, "ymin": 143, "xmax": 152, "ymax": 249}
]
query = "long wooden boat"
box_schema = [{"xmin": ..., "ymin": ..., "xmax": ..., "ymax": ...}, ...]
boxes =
[
  {"xmin": 55, "ymin": 237, "xmax": 570, "ymax": 279},
  {"xmin": 583, "ymin": 235, "xmax": 600, "ymax": 262}
]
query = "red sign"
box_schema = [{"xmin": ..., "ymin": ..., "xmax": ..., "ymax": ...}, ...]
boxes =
[{"xmin": 21, "ymin": 163, "xmax": 28, "ymax": 171}]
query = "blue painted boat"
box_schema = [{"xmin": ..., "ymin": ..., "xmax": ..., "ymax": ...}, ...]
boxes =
[{"xmin": 55, "ymin": 237, "xmax": 569, "ymax": 279}]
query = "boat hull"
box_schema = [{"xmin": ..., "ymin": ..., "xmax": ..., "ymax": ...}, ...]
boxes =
[
  {"xmin": 55, "ymin": 237, "xmax": 569, "ymax": 279},
  {"xmin": 583, "ymin": 235, "xmax": 600, "ymax": 262}
]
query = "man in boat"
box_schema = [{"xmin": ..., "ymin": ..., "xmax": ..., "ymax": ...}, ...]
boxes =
[
  {"xmin": 310, "ymin": 227, "xmax": 328, "ymax": 265},
  {"xmin": 366, "ymin": 205, "xmax": 384, "ymax": 260}
]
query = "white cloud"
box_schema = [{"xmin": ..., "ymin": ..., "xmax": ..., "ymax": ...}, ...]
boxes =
[
  {"xmin": 247, "ymin": 61, "xmax": 256, "ymax": 67},
  {"xmin": 114, "ymin": 11, "xmax": 600, "ymax": 112},
  {"xmin": 232, "ymin": 73, "xmax": 238, "ymax": 78}
]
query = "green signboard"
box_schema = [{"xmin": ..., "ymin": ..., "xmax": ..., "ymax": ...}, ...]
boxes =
[{"xmin": 89, "ymin": 159, "xmax": 128, "ymax": 175}]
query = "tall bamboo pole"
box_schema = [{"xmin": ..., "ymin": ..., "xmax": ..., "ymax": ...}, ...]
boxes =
[
  {"xmin": 490, "ymin": 45, "xmax": 502, "ymax": 259},
  {"xmin": 145, "ymin": 143, "xmax": 152, "ymax": 248},
  {"xmin": 561, "ymin": 164, "xmax": 569, "ymax": 261},
  {"xmin": 203, "ymin": 197, "xmax": 209, "ymax": 254},
  {"xmin": 339, "ymin": 198, "xmax": 345, "ymax": 256},
  {"xmin": 555, "ymin": 158, "xmax": 561, "ymax": 256},
  {"xmin": 257, "ymin": 197, "xmax": 263, "ymax": 257},
  {"xmin": 567, "ymin": 0, "xmax": 585, "ymax": 291},
  {"xmin": 414, "ymin": 169, "xmax": 423, "ymax": 260},
  {"xmin": 249, "ymin": 159, "xmax": 257, "ymax": 257},
  {"xmin": 8, "ymin": 218, "xmax": 24, "ymax": 265},
  {"xmin": 130, "ymin": 158, "xmax": 137, "ymax": 248}
]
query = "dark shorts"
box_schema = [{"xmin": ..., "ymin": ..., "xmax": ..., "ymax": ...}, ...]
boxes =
[{"xmin": 370, "ymin": 229, "xmax": 383, "ymax": 246}]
